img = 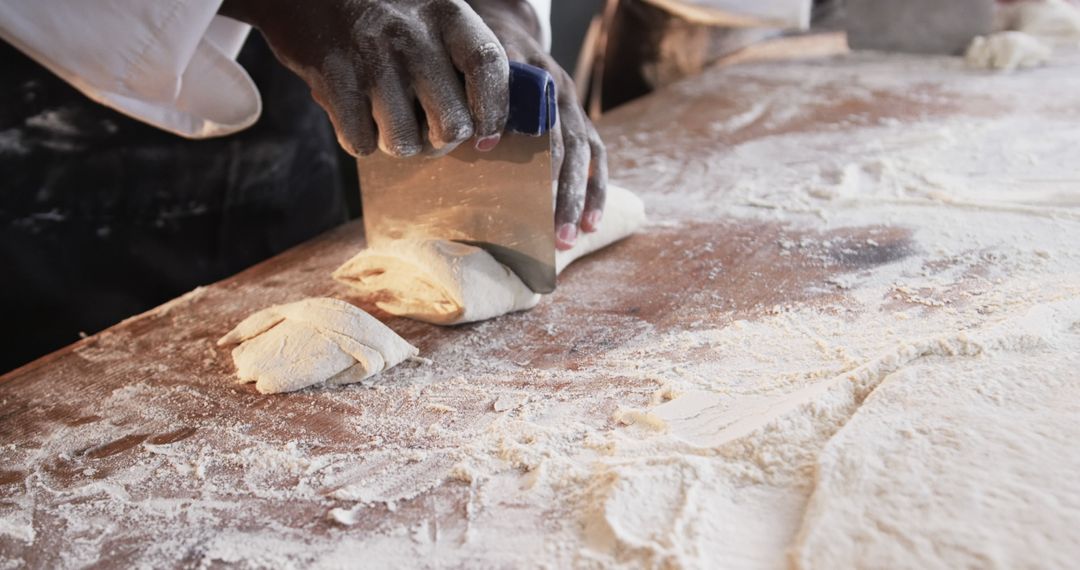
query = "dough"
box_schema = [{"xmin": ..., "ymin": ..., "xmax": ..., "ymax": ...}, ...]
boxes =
[
  {"xmin": 333, "ymin": 185, "xmax": 647, "ymax": 325},
  {"xmin": 217, "ymin": 297, "xmax": 418, "ymax": 394},
  {"xmin": 1005, "ymin": 0, "xmax": 1080, "ymax": 45},
  {"xmin": 971, "ymin": 0, "xmax": 1080, "ymax": 72},
  {"xmin": 965, "ymin": 31, "xmax": 1052, "ymax": 71},
  {"xmin": 791, "ymin": 303, "xmax": 1080, "ymax": 569}
]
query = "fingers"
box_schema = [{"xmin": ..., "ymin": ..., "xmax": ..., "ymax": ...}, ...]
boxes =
[
  {"xmin": 369, "ymin": 65, "xmax": 423, "ymax": 157},
  {"xmin": 408, "ymin": 46, "xmax": 474, "ymax": 153},
  {"xmin": 311, "ymin": 1, "xmax": 509, "ymax": 157},
  {"xmin": 581, "ymin": 133, "xmax": 608, "ymax": 233},
  {"xmin": 438, "ymin": 3, "xmax": 510, "ymax": 147},
  {"xmin": 542, "ymin": 60, "xmax": 608, "ymax": 248},
  {"xmin": 553, "ymin": 99, "xmax": 592, "ymax": 251},
  {"xmin": 313, "ymin": 53, "xmax": 377, "ymax": 157}
]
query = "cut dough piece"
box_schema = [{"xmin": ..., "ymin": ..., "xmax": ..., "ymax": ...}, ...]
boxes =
[
  {"xmin": 217, "ymin": 297, "xmax": 418, "ymax": 394},
  {"xmin": 333, "ymin": 239, "xmax": 540, "ymax": 325},
  {"xmin": 792, "ymin": 302, "xmax": 1080, "ymax": 569},
  {"xmin": 965, "ymin": 31, "xmax": 1052, "ymax": 71},
  {"xmin": 333, "ymin": 184, "xmax": 647, "ymax": 325}
]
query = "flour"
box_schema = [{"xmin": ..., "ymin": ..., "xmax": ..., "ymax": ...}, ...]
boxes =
[
  {"xmin": 333, "ymin": 185, "xmax": 647, "ymax": 324},
  {"xmin": 492, "ymin": 393, "xmax": 528, "ymax": 411},
  {"xmin": 792, "ymin": 301, "xmax": 1080, "ymax": 569},
  {"xmin": 6, "ymin": 49, "xmax": 1080, "ymax": 569}
]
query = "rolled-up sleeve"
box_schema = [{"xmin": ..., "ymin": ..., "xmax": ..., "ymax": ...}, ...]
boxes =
[{"xmin": 0, "ymin": 0, "xmax": 260, "ymax": 138}]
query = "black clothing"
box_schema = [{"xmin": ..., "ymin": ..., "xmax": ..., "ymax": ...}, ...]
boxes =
[{"xmin": 0, "ymin": 35, "xmax": 350, "ymax": 373}]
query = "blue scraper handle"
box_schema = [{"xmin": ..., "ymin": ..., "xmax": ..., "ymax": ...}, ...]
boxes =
[{"xmin": 506, "ymin": 62, "xmax": 557, "ymax": 136}]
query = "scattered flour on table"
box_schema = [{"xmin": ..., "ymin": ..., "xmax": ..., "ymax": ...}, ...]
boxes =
[
  {"xmin": 792, "ymin": 301, "xmax": 1080, "ymax": 570},
  {"xmin": 4, "ymin": 50, "xmax": 1080, "ymax": 568}
]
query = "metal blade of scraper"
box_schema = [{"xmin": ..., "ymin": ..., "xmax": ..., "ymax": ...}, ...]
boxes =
[{"xmin": 358, "ymin": 62, "xmax": 558, "ymax": 293}]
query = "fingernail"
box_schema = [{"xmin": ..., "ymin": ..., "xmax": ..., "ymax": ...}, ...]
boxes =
[
  {"xmin": 583, "ymin": 210, "xmax": 603, "ymax": 232},
  {"xmin": 476, "ymin": 134, "xmax": 500, "ymax": 152},
  {"xmin": 557, "ymin": 223, "xmax": 578, "ymax": 249}
]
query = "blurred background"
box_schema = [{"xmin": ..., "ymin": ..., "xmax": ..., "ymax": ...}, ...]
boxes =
[{"xmin": 552, "ymin": 0, "xmax": 607, "ymax": 70}]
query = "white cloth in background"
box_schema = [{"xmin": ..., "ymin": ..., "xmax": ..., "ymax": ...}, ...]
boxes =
[{"xmin": 0, "ymin": 0, "xmax": 552, "ymax": 138}]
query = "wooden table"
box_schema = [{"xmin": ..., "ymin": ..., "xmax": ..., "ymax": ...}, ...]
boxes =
[{"xmin": 4, "ymin": 46, "xmax": 1079, "ymax": 568}]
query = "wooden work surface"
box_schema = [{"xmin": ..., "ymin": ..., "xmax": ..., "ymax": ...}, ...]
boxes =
[{"xmin": 4, "ymin": 46, "xmax": 1080, "ymax": 568}]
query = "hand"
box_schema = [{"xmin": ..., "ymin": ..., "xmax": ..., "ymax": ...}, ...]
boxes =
[
  {"xmin": 467, "ymin": 0, "xmax": 609, "ymax": 249},
  {"xmin": 220, "ymin": 0, "xmax": 511, "ymax": 157}
]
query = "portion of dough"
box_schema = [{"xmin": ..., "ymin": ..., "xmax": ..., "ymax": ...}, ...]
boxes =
[
  {"xmin": 791, "ymin": 302, "xmax": 1080, "ymax": 569},
  {"xmin": 1000, "ymin": 0, "xmax": 1080, "ymax": 45},
  {"xmin": 965, "ymin": 31, "xmax": 1052, "ymax": 71},
  {"xmin": 333, "ymin": 184, "xmax": 647, "ymax": 325},
  {"xmin": 217, "ymin": 297, "xmax": 418, "ymax": 394},
  {"xmin": 972, "ymin": 0, "xmax": 1080, "ymax": 72}
]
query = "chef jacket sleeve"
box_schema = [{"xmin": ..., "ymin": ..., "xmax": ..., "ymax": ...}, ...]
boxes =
[
  {"xmin": 0, "ymin": 0, "xmax": 258, "ymax": 138},
  {"xmin": 0, "ymin": 0, "xmax": 554, "ymax": 138}
]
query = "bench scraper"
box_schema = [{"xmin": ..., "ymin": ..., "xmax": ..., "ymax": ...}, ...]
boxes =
[{"xmin": 358, "ymin": 62, "xmax": 558, "ymax": 294}]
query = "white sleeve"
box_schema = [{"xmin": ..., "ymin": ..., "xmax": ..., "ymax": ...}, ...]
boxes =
[
  {"xmin": 0, "ymin": 0, "xmax": 260, "ymax": 139},
  {"xmin": 523, "ymin": 0, "xmax": 552, "ymax": 52}
]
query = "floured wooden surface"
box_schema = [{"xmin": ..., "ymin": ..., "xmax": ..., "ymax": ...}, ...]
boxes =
[{"xmin": 3, "ymin": 49, "xmax": 1080, "ymax": 568}]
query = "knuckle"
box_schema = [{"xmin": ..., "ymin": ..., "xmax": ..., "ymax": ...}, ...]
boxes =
[
  {"xmin": 562, "ymin": 132, "xmax": 588, "ymax": 152},
  {"xmin": 364, "ymin": 12, "xmax": 422, "ymax": 46},
  {"xmin": 526, "ymin": 56, "xmax": 557, "ymax": 76},
  {"xmin": 557, "ymin": 199, "xmax": 584, "ymax": 224},
  {"xmin": 590, "ymin": 136, "xmax": 607, "ymax": 156},
  {"xmin": 383, "ymin": 17, "xmax": 413, "ymax": 38},
  {"xmin": 423, "ymin": 0, "xmax": 464, "ymax": 19},
  {"xmin": 556, "ymin": 197, "xmax": 581, "ymax": 218},
  {"xmin": 466, "ymin": 42, "xmax": 507, "ymax": 74},
  {"xmin": 526, "ymin": 55, "xmax": 548, "ymax": 69}
]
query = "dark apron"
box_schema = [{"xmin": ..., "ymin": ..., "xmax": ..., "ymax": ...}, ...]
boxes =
[{"xmin": 0, "ymin": 34, "xmax": 351, "ymax": 372}]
